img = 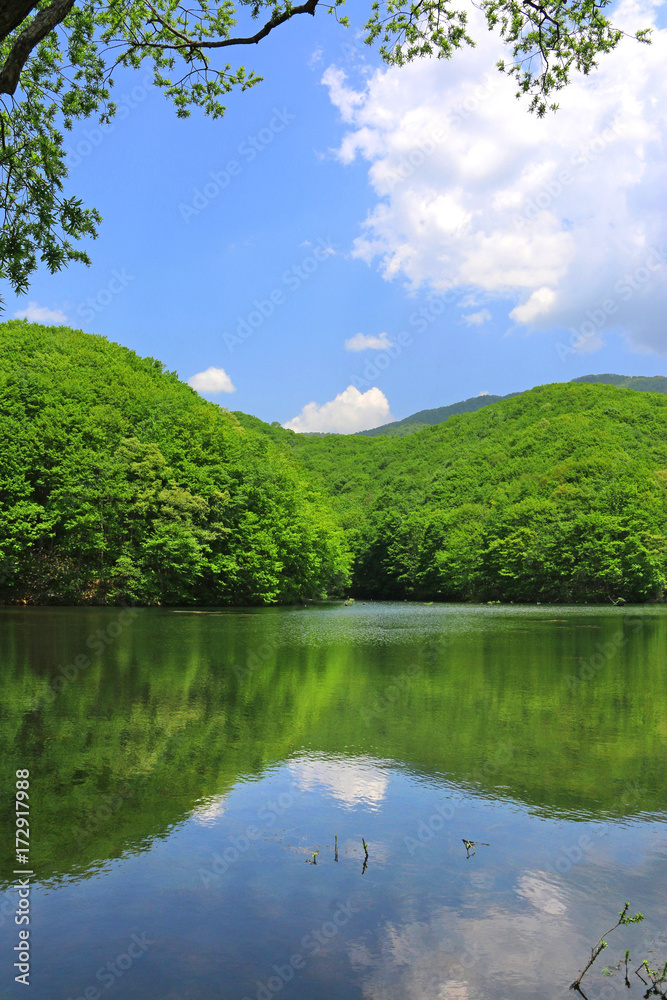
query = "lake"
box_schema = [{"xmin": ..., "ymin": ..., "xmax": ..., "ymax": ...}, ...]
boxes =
[{"xmin": 0, "ymin": 602, "xmax": 666, "ymax": 1000}]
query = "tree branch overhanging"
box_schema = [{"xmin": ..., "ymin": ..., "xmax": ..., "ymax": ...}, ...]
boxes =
[{"xmin": 0, "ymin": 0, "xmax": 76, "ymax": 96}]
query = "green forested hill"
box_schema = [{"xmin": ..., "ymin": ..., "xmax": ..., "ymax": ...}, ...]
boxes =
[
  {"xmin": 2, "ymin": 322, "xmax": 667, "ymax": 605},
  {"xmin": 273, "ymin": 381, "xmax": 667, "ymax": 602},
  {"xmin": 0, "ymin": 321, "xmax": 350, "ymax": 604}
]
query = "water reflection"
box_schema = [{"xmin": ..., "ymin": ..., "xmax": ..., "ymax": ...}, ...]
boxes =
[
  {"xmin": 0, "ymin": 604, "xmax": 665, "ymax": 1000},
  {"xmin": 288, "ymin": 754, "xmax": 390, "ymax": 811}
]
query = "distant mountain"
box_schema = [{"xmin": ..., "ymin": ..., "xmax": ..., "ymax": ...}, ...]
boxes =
[
  {"xmin": 570, "ymin": 373, "xmax": 667, "ymax": 392},
  {"xmin": 356, "ymin": 392, "xmax": 519, "ymax": 437},
  {"xmin": 357, "ymin": 374, "xmax": 667, "ymax": 436}
]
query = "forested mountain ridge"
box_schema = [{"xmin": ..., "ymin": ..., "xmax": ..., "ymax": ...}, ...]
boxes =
[
  {"xmin": 2, "ymin": 321, "xmax": 667, "ymax": 605},
  {"xmin": 0, "ymin": 321, "xmax": 350, "ymax": 605},
  {"xmin": 355, "ymin": 373, "xmax": 667, "ymax": 437},
  {"xmin": 356, "ymin": 392, "xmax": 519, "ymax": 436}
]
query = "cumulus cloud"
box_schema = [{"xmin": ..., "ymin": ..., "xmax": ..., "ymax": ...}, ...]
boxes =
[
  {"xmin": 322, "ymin": 0, "xmax": 667, "ymax": 354},
  {"xmin": 284, "ymin": 385, "xmax": 394, "ymax": 433},
  {"xmin": 14, "ymin": 302, "xmax": 67, "ymax": 324},
  {"xmin": 463, "ymin": 309, "xmax": 492, "ymax": 326},
  {"xmin": 345, "ymin": 332, "xmax": 392, "ymax": 351},
  {"xmin": 187, "ymin": 366, "xmax": 236, "ymax": 393}
]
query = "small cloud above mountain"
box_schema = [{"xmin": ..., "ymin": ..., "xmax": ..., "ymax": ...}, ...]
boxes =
[
  {"xmin": 187, "ymin": 366, "xmax": 236, "ymax": 394},
  {"xmin": 284, "ymin": 385, "xmax": 393, "ymax": 434},
  {"xmin": 14, "ymin": 302, "xmax": 67, "ymax": 324}
]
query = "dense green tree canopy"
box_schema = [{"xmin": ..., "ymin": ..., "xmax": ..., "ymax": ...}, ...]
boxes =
[
  {"xmin": 0, "ymin": 0, "xmax": 648, "ymax": 306},
  {"xmin": 2, "ymin": 321, "xmax": 667, "ymax": 606}
]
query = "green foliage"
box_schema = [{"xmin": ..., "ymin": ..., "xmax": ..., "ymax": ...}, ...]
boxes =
[
  {"xmin": 245, "ymin": 380, "xmax": 667, "ymax": 603},
  {"xmin": 0, "ymin": 320, "xmax": 350, "ymax": 604},
  {"xmin": 0, "ymin": 5, "xmax": 105, "ymax": 308}
]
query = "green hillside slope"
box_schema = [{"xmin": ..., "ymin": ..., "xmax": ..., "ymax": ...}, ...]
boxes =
[
  {"xmin": 285, "ymin": 382, "xmax": 667, "ymax": 602},
  {"xmin": 0, "ymin": 322, "xmax": 350, "ymax": 605}
]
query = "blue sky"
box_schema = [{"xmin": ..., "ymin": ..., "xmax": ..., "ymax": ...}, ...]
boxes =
[{"xmin": 8, "ymin": 0, "xmax": 667, "ymax": 431}]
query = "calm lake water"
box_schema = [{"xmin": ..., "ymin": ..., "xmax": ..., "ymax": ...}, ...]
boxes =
[{"xmin": 0, "ymin": 603, "xmax": 666, "ymax": 1000}]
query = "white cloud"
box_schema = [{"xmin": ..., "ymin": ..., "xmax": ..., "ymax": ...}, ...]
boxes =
[
  {"xmin": 322, "ymin": 0, "xmax": 667, "ymax": 354},
  {"xmin": 322, "ymin": 65, "xmax": 367, "ymax": 124},
  {"xmin": 345, "ymin": 332, "xmax": 392, "ymax": 351},
  {"xmin": 463, "ymin": 309, "xmax": 492, "ymax": 326},
  {"xmin": 14, "ymin": 302, "xmax": 67, "ymax": 324},
  {"xmin": 284, "ymin": 385, "xmax": 394, "ymax": 433},
  {"xmin": 187, "ymin": 366, "xmax": 236, "ymax": 394}
]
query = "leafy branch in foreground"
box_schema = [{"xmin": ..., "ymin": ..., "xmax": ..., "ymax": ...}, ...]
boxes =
[
  {"xmin": 365, "ymin": 0, "xmax": 651, "ymax": 118},
  {"xmin": 570, "ymin": 902, "xmax": 643, "ymax": 993}
]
